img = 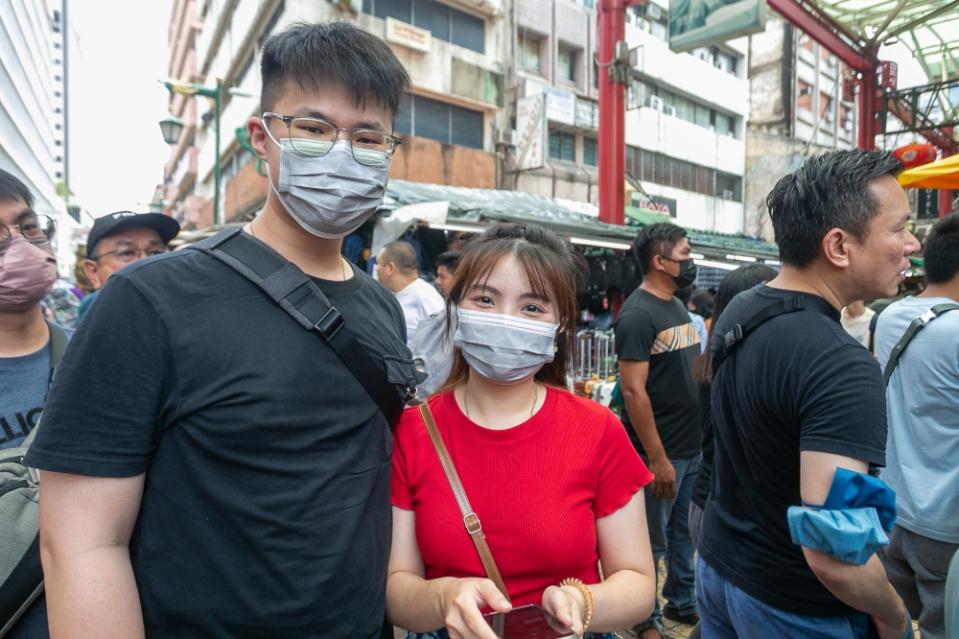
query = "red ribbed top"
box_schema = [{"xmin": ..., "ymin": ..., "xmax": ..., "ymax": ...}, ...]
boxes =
[{"xmin": 392, "ymin": 386, "xmax": 652, "ymax": 606}]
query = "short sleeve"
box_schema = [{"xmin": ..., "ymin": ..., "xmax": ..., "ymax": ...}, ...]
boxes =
[
  {"xmin": 24, "ymin": 274, "xmax": 177, "ymax": 477},
  {"xmin": 594, "ymin": 411, "xmax": 654, "ymax": 517},
  {"xmin": 390, "ymin": 407, "xmax": 420, "ymax": 510},
  {"xmin": 798, "ymin": 344, "xmax": 887, "ymax": 466},
  {"xmin": 614, "ymin": 309, "xmax": 656, "ymax": 362}
]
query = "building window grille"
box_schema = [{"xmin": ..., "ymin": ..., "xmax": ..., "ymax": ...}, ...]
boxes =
[
  {"xmin": 548, "ymin": 130, "xmax": 575, "ymax": 161},
  {"xmin": 364, "ymin": 0, "xmax": 485, "ymax": 54},
  {"xmin": 395, "ymin": 94, "xmax": 484, "ymax": 149},
  {"xmin": 518, "ymin": 31, "xmax": 543, "ymax": 75},
  {"xmin": 583, "ymin": 137, "xmax": 597, "ymax": 166}
]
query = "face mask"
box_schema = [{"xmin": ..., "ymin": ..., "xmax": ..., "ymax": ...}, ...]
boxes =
[
  {"xmin": 0, "ymin": 236, "xmax": 58, "ymax": 311},
  {"xmin": 266, "ymin": 129, "xmax": 389, "ymax": 239},
  {"xmin": 670, "ymin": 258, "xmax": 698, "ymax": 288},
  {"xmin": 453, "ymin": 308, "xmax": 559, "ymax": 384}
]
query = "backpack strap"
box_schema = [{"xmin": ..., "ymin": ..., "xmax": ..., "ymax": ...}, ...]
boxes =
[
  {"xmin": 187, "ymin": 228, "xmax": 410, "ymax": 426},
  {"xmin": 882, "ymin": 302, "xmax": 959, "ymax": 386},
  {"xmin": 712, "ymin": 294, "xmax": 836, "ymax": 375},
  {"xmin": 45, "ymin": 321, "xmax": 69, "ymax": 383}
]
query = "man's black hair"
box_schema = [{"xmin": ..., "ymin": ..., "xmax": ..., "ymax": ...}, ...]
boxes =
[
  {"xmin": 436, "ymin": 251, "xmax": 460, "ymax": 274},
  {"xmin": 633, "ymin": 222, "xmax": 687, "ymax": 274},
  {"xmin": 923, "ymin": 212, "xmax": 959, "ymax": 284},
  {"xmin": 260, "ymin": 22, "xmax": 411, "ymax": 118},
  {"xmin": 765, "ymin": 150, "xmax": 902, "ymax": 268},
  {"xmin": 0, "ymin": 168, "xmax": 33, "ymax": 207}
]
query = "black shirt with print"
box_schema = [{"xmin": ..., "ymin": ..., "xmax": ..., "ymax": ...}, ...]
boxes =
[{"xmin": 614, "ymin": 288, "xmax": 701, "ymax": 459}]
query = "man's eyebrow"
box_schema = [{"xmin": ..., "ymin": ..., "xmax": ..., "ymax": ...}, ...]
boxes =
[{"xmin": 295, "ymin": 109, "xmax": 386, "ymax": 133}]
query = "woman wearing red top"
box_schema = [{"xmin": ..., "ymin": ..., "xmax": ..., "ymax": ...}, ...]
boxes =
[{"xmin": 387, "ymin": 224, "xmax": 656, "ymax": 639}]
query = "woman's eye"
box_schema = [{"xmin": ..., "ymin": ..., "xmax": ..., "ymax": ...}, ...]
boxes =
[
  {"xmin": 472, "ymin": 296, "xmax": 493, "ymax": 305},
  {"xmin": 523, "ymin": 304, "xmax": 544, "ymax": 313}
]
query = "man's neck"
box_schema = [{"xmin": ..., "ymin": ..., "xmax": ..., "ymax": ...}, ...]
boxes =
[
  {"xmin": 393, "ymin": 275, "xmax": 418, "ymax": 293},
  {"xmin": 919, "ymin": 280, "xmax": 959, "ymax": 302},
  {"xmin": 640, "ymin": 273, "xmax": 676, "ymax": 301},
  {"xmin": 0, "ymin": 306, "xmax": 49, "ymax": 358},
  {"xmin": 250, "ymin": 199, "xmax": 349, "ymax": 280},
  {"xmin": 766, "ymin": 264, "xmax": 844, "ymax": 310}
]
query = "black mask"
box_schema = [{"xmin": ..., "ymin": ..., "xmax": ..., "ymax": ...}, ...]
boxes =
[{"xmin": 661, "ymin": 257, "xmax": 698, "ymax": 288}]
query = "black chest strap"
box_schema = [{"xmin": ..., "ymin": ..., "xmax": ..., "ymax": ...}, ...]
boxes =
[
  {"xmin": 187, "ymin": 228, "xmax": 410, "ymax": 427},
  {"xmin": 882, "ymin": 302, "xmax": 959, "ymax": 386}
]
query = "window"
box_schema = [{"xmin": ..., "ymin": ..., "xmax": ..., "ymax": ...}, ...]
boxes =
[
  {"xmin": 365, "ymin": 0, "xmax": 485, "ymax": 53},
  {"xmin": 716, "ymin": 172, "xmax": 742, "ymax": 201},
  {"xmin": 558, "ymin": 45, "xmax": 577, "ymax": 83},
  {"xmin": 519, "ymin": 31, "xmax": 542, "ymax": 74},
  {"xmin": 712, "ymin": 48, "xmax": 737, "ymax": 75},
  {"xmin": 797, "ymin": 80, "xmax": 813, "ymax": 111},
  {"xmin": 714, "ymin": 112, "xmax": 735, "ymax": 137},
  {"xmin": 395, "ymin": 94, "xmax": 484, "ymax": 149},
  {"xmin": 548, "ymin": 130, "xmax": 575, "ymax": 161},
  {"xmin": 626, "ymin": 146, "xmax": 742, "ymax": 201},
  {"xmin": 694, "ymin": 104, "xmax": 711, "ymax": 128},
  {"xmin": 583, "ymin": 137, "xmax": 597, "ymax": 166},
  {"xmin": 649, "ymin": 19, "xmax": 667, "ymax": 41}
]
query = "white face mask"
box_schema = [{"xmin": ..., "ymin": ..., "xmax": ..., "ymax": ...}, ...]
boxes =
[
  {"xmin": 453, "ymin": 308, "xmax": 559, "ymax": 384},
  {"xmin": 265, "ymin": 126, "xmax": 390, "ymax": 239}
]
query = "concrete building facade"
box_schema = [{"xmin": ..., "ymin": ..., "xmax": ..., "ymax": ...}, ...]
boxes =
[{"xmin": 0, "ymin": 0, "xmax": 79, "ymax": 271}]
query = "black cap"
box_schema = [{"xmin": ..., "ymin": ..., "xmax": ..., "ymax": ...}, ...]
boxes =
[{"xmin": 86, "ymin": 211, "xmax": 181, "ymax": 258}]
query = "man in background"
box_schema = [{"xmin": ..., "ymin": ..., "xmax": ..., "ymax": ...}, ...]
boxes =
[{"xmin": 376, "ymin": 240, "xmax": 444, "ymax": 345}]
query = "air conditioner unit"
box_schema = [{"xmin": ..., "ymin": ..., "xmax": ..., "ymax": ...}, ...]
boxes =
[
  {"xmin": 494, "ymin": 129, "xmax": 516, "ymax": 146},
  {"xmin": 645, "ymin": 95, "xmax": 664, "ymax": 111},
  {"xmin": 720, "ymin": 189, "xmax": 734, "ymax": 200},
  {"xmin": 843, "ymin": 120, "xmax": 853, "ymax": 131},
  {"xmin": 663, "ymin": 105, "xmax": 677, "ymax": 117}
]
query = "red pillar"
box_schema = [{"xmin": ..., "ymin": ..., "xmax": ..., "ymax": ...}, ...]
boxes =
[
  {"xmin": 598, "ymin": 0, "xmax": 625, "ymax": 225},
  {"xmin": 857, "ymin": 67, "xmax": 878, "ymax": 151}
]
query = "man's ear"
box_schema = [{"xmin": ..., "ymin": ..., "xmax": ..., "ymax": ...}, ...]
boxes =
[
  {"xmin": 248, "ymin": 116, "xmax": 269, "ymax": 160},
  {"xmin": 82, "ymin": 259, "xmax": 102, "ymax": 289},
  {"xmin": 821, "ymin": 227, "xmax": 852, "ymax": 269}
]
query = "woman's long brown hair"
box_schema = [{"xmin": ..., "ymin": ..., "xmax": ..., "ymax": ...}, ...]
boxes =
[{"xmin": 440, "ymin": 223, "xmax": 586, "ymax": 390}]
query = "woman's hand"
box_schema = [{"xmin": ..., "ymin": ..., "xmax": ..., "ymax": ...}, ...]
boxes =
[
  {"xmin": 542, "ymin": 585, "xmax": 586, "ymax": 638},
  {"xmin": 439, "ymin": 577, "xmax": 511, "ymax": 639}
]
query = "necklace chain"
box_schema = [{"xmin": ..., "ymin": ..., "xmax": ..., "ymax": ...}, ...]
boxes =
[{"xmin": 463, "ymin": 383, "xmax": 538, "ymax": 420}]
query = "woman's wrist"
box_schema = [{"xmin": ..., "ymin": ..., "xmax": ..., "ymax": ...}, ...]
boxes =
[{"xmin": 559, "ymin": 578, "xmax": 594, "ymax": 631}]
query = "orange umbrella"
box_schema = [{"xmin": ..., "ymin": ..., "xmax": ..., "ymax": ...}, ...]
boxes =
[{"xmin": 898, "ymin": 153, "xmax": 959, "ymax": 189}]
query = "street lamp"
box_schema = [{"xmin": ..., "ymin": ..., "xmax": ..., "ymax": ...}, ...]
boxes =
[
  {"xmin": 160, "ymin": 79, "xmax": 222, "ymax": 226},
  {"xmin": 158, "ymin": 114, "xmax": 184, "ymax": 145}
]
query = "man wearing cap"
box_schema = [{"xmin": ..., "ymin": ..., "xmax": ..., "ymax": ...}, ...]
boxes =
[{"xmin": 76, "ymin": 211, "xmax": 180, "ymax": 321}]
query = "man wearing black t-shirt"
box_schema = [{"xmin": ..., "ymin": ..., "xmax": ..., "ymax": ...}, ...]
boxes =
[
  {"xmin": 616, "ymin": 223, "xmax": 701, "ymax": 638},
  {"xmin": 26, "ymin": 23, "xmax": 419, "ymax": 639},
  {"xmin": 698, "ymin": 150, "xmax": 918, "ymax": 639}
]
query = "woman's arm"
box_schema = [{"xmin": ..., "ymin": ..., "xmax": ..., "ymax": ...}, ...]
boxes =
[
  {"xmin": 386, "ymin": 507, "xmax": 512, "ymax": 639},
  {"xmin": 542, "ymin": 490, "xmax": 657, "ymax": 634}
]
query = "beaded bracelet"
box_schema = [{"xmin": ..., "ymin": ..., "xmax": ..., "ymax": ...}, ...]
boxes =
[{"xmin": 559, "ymin": 577, "xmax": 594, "ymax": 631}]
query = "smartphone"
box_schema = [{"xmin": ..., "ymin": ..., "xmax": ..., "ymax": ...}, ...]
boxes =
[{"xmin": 482, "ymin": 604, "xmax": 574, "ymax": 639}]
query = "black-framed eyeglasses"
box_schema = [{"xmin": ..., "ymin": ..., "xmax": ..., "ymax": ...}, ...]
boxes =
[
  {"xmin": 0, "ymin": 214, "xmax": 55, "ymax": 256},
  {"xmin": 93, "ymin": 245, "xmax": 168, "ymax": 263},
  {"xmin": 261, "ymin": 112, "xmax": 402, "ymax": 167}
]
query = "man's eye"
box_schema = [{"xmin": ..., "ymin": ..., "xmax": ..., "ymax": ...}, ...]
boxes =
[{"xmin": 149, "ymin": 249, "xmax": 166, "ymax": 256}]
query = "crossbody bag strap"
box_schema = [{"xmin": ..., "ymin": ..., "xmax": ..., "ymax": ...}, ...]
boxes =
[
  {"xmin": 882, "ymin": 302, "xmax": 959, "ymax": 386},
  {"xmin": 188, "ymin": 229, "xmax": 410, "ymax": 426},
  {"xmin": 417, "ymin": 403, "xmax": 510, "ymax": 601}
]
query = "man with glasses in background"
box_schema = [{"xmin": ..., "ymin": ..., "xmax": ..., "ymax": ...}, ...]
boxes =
[
  {"xmin": 76, "ymin": 211, "xmax": 180, "ymax": 321},
  {"xmin": 26, "ymin": 22, "xmax": 418, "ymax": 639}
]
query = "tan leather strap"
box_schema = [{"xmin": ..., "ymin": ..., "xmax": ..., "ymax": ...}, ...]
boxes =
[{"xmin": 418, "ymin": 403, "xmax": 510, "ymax": 601}]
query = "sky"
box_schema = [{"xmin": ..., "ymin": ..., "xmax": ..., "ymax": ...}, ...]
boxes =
[{"xmin": 68, "ymin": 0, "xmax": 173, "ymax": 219}]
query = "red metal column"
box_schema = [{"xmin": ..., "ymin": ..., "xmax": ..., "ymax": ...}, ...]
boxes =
[
  {"xmin": 857, "ymin": 69, "xmax": 879, "ymax": 150},
  {"xmin": 598, "ymin": 0, "xmax": 625, "ymax": 225}
]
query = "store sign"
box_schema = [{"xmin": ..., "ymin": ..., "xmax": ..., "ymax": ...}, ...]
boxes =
[
  {"xmin": 385, "ymin": 17, "xmax": 431, "ymax": 53},
  {"xmin": 633, "ymin": 195, "xmax": 677, "ymax": 218},
  {"xmin": 516, "ymin": 94, "xmax": 547, "ymax": 171},
  {"xmin": 668, "ymin": 0, "xmax": 766, "ymax": 53},
  {"xmin": 546, "ymin": 89, "xmax": 576, "ymax": 126}
]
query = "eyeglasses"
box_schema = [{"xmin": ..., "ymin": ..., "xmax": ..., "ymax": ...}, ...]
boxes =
[
  {"xmin": 0, "ymin": 214, "xmax": 55, "ymax": 255},
  {"xmin": 94, "ymin": 246, "xmax": 167, "ymax": 263},
  {"xmin": 261, "ymin": 112, "xmax": 401, "ymax": 167}
]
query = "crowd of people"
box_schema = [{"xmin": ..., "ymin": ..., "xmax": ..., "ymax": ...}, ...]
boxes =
[{"xmin": 1, "ymin": 19, "xmax": 957, "ymax": 639}]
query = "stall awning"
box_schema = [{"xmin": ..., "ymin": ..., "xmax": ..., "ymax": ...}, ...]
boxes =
[{"xmin": 898, "ymin": 153, "xmax": 959, "ymax": 189}]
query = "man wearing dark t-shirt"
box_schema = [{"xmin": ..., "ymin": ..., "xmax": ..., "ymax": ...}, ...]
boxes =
[
  {"xmin": 25, "ymin": 24, "xmax": 419, "ymax": 639},
  {"xmin": 698, "ymin": 150, "xmax": 918, "ymax": 639},
  {"xmin": 616, "ymin": 223, "xmax": 701, "ymax": 638}
]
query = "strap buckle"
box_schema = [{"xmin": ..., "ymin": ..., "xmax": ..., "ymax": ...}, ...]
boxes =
[
  {"xmin": 313, "ymin": 307, "xmax": 344, "ymax": 340},
  {"xmin": 723, "ymin": 323, "xmax": 744, "ymax": 351},
  {"xmin": 919, "ymin": 309, "xmax": 937, "ymax": 324},
  {"xmin": 463, "ymin": 512, "xmax": 482, "ymax": 535}
]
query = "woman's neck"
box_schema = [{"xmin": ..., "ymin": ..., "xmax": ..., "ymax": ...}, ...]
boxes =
[
  {"xmin": 454, "ymin": 373, "xmax": 546, "ymax": 430},
  {"xmin": 0, "ymin": 306, "xmax": 49, "ymax": 357}
]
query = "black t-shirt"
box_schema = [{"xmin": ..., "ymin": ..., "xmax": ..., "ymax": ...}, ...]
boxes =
[
  {"xmin": 26, "ymin": 247, "xmax": 419, "ymax": 638},
  {"xmin": 699, "ymin": 284, "xmax": 887, "ymax": 617},
  {"xmin": 614, "ymin": 288, "xmax": 701, "ymax": 459}
]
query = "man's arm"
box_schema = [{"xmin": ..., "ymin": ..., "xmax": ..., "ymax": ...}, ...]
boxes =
[
  {"xmin": 799, "ymin": 452, "xmax": 908, "ymax": 638},
  {"xmin": 39, "ymin": 471, "xmax": 146, "ymax": 639},
  {"xmin": 618, "ymin": 360, "xmax": 675, "ymax": 499}
]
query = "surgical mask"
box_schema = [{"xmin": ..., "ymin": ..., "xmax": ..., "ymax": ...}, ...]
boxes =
[
  {"xmin": 669, "ymin": 258, "xmax": 698, "ymax": 288},
  {"xmin": 0, "ymin": 236, "xmax": 58, "ymax": 311},
  {"xmin": 453, "ymin": 308, "xmax": 559, "ymax": 384},
  {"xmin": 267, "ymin": 133, "xmax": 390, "ymax": 239}
]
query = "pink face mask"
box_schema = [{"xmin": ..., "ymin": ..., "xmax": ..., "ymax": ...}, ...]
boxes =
[{"xmin": 0, "ymin": 236, "xmax": 58, "ymax": 311}]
